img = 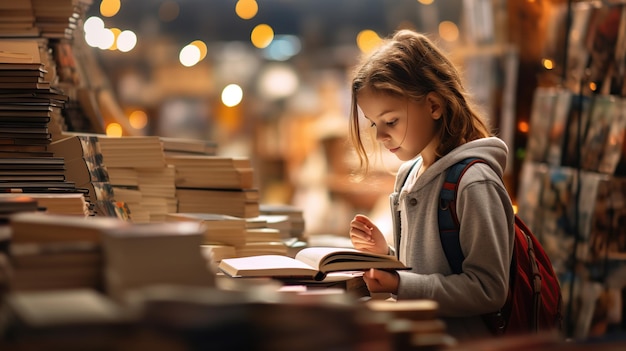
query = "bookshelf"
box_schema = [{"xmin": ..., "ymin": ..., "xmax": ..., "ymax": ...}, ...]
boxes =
[{"xmin": 515, "ymin": 0, "xmax": 626, "ymax": 341}]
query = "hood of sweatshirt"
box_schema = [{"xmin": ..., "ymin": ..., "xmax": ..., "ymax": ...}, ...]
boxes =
[{"xmin": 394, "ymin": 137, "xmax": 508, "ymax": 190}]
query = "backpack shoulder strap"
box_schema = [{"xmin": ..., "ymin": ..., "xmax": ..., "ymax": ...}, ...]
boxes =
[{"xmin": 438, "ymin": 157, "xmax": 486, "ymax": 274}]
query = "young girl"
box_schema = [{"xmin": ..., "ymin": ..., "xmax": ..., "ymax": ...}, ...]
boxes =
[{"xmin": 348, "ymin": 29, "xmax": 515, "ymax": 341}]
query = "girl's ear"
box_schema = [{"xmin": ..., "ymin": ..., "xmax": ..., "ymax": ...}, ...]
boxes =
[{"xmin": 426, "ymin": 92, "xmax": 444, "ymax": 120}]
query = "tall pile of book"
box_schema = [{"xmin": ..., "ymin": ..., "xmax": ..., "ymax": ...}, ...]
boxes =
[
  {"xmin": 0, "ymin": 53, "xmax": 77, "ymax": 191},
  {"xmin": 0, "ymin": 2, "xmax": 102, "ymax": 212}
]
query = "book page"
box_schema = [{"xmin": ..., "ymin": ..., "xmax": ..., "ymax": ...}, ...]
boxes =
[
  {"xmin": 218, "ymin": 255, "xmax": 317, "ymax": 278},
  {"xmin": 294, "ymin": 247, "xmax": 405, "ymax": 274}
]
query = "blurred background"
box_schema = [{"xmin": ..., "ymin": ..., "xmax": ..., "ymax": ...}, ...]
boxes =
[{"xmin": 81, "ymin": 0, "xmax": 565, "ymax": 236}]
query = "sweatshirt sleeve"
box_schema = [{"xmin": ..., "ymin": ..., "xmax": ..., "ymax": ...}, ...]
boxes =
[{"xmin": 395, "ymin": 174, "xmax": 515, "ymax": 317}]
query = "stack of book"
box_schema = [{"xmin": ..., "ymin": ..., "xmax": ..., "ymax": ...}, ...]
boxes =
[
  {"xmin": 167, "ymin": 155, "xmax": 260, "ymax": 218},
  {"xmin": 0, "ymin": 196, "xmax": 39, "ymax": 256},
  {"xmin": 0, "ymin": 192, "xmax": 89, "ymax": 216},
  {"xmin": 0, "ymin": 38, "xmax": 82, "ymax": 197},
  {"xmin": 0, "ymin": 2, "xmax": 39, "ymax": 38},
  {"xmin": 96, "ymin": 135, "xmax": 176, "ymax": 222},
  {"xmin": 47, "ymin": 132, "xmax": 121, "ymax": 217},
  {"xmin": 7, "ymin": 212, "xmax": 126, "ymax": 292},
  {"xmin": 236, "ymin": 227, "xmax": 288, "ymax": 258},
  {"xmin": 101, "ymin": 221, "xmax": 216, "ymax": 301},
  {"xmin": 0, "ymin": 288, "xmax": 131, "ymax": 350},
  {"xmin": 166, "ymin": 212, "xmax": 246, "ymax": 265},
  {"xmin": 259, "ymin": 203, "xmax": 306, "ymax": 240},
  {"xmin": 31, "ymin": 0, "xmax": 92, "ymax": 40}
]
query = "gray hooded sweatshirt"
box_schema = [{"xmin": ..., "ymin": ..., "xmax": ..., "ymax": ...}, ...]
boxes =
[{"xmin": 389, "ymin": 137, "xmax": 515, "ymax": 341}]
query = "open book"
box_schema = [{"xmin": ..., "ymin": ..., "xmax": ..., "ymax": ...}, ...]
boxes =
[{"xmin": 218, "ymin": 247, "xmax": 409, "ymax": 281}]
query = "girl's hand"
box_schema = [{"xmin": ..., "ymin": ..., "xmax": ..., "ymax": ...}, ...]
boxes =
[
  {"xmin": 362, "ymin": 268, "xmax": 399, "ymax": 294},
  {"xmin": 349, "ymin": 214, "xmax": 388, "ymax": 254}
]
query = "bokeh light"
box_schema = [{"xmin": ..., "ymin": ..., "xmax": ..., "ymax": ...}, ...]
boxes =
[
  {"xmin": 221, "ymin": 84, "xmax": 244, "ymax": 107},
  {"xmin": 117, "ymin": 30, "xmax": 137, "ymax": 52},
  {"xmin": 191, "ymin": 40, "xmax": 208, "ymax": 61},
  {"xmin": 179, "ymin": 44, "xmax": 201, "ymax": 67},
  {"xmin": 251, "ymin": 24, "xmax": 274, "ymax": 49},
  {"xmin": 257, "ymin": 64, "xmax": 299, "ymax": 100},
  {"xmin": 106, "ymin": 122, "xmax": 123, "ymax": 136},
  {"xmin": 235, "ymin": 0, "xmax": 258, "ymax": 20},
  {"xmin": 439, "ymin": 21, "xmax": 459, "ymax": 42},
  {"xmin": 108, "ymin": 28, "xmax": 121, "ymax": 50},
  {"xmin": 129, "ymin": 110, "xmax": 148, "ymax": 129},
  {"xmin": 100, "ymin": 0, "xmax": 121, "ymax": 17},
  {"xmin": 356, "ymin": 30, "xmax": 382, "ymax": 53},
  {"xmin": 263, "ymin": 35, "xmax": 301, "ymax": 61}
]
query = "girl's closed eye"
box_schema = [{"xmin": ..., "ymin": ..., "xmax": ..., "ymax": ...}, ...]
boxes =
[
  {"xmin": 386, "ymin": 119, "xmax": 398, "ymax": 126},
  {"xmin": 370, "ymin": 119, "xmax": 398, "ymax": 128}
]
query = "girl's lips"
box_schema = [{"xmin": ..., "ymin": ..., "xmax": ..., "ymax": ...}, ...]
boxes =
[{"xmin": 389, "ymin": 147, "xmax": 399, "ymax": 153}]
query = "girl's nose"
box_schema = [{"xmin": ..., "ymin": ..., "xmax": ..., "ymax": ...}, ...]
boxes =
[{"xmin": 375, "ymin": 127, "xmax": 388, "ymax": 142}]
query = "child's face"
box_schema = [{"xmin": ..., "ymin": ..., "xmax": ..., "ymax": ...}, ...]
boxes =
[{"xmin": 357, "ymin": 87, "xmax": 440, "ymax": 162}]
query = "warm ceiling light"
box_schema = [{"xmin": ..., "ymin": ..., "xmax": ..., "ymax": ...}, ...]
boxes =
[
  {"xmin": 251, "ymin": 24, "xmax": 274, "ymax": 49},
  {"xmin": 235, "ymin": 0, "xmax": 258, "ymax": 20},
  {"xmin": 438, "ymin": 21, "xmax": 459, "ymax": 42},
  {"xmin": 356, "ymin": 30, "xmax": 381, "ymax": 53},
  {"xmin": 191, "ymin": 40, "xmax": 208, "ymax": 61},
  {"xmin": 100, "ymin": 0, "xmax": 121, "ymax": 17}
]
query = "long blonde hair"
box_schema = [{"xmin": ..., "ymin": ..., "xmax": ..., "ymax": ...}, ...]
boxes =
[{"xmin": 349, "ymin": 29, "xmax": 492, "ymax": 174}]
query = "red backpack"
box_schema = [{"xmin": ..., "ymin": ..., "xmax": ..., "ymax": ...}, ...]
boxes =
[{"xmin": 437, "ymin": 158, "xmax": 563, "ymax": 335}]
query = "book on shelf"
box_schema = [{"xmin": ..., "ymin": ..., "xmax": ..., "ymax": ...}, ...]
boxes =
[
  {"xmin": 598, "ymin": 97, "xmax": 626, "ymax": 175},
  {"xmin": 589, "ymin": 176, "xmax": 626, "ymax": 261},
  {"xmin": 581, "ymin": 95, "xmax": 615, "ymax": 172},
  {"xmin": 526, "ymin": 87, "xmax": 558, "ymax": 163},
  {"xmin": 218, "ymin": 246, "xmax": 409, "ymax": 281}
]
